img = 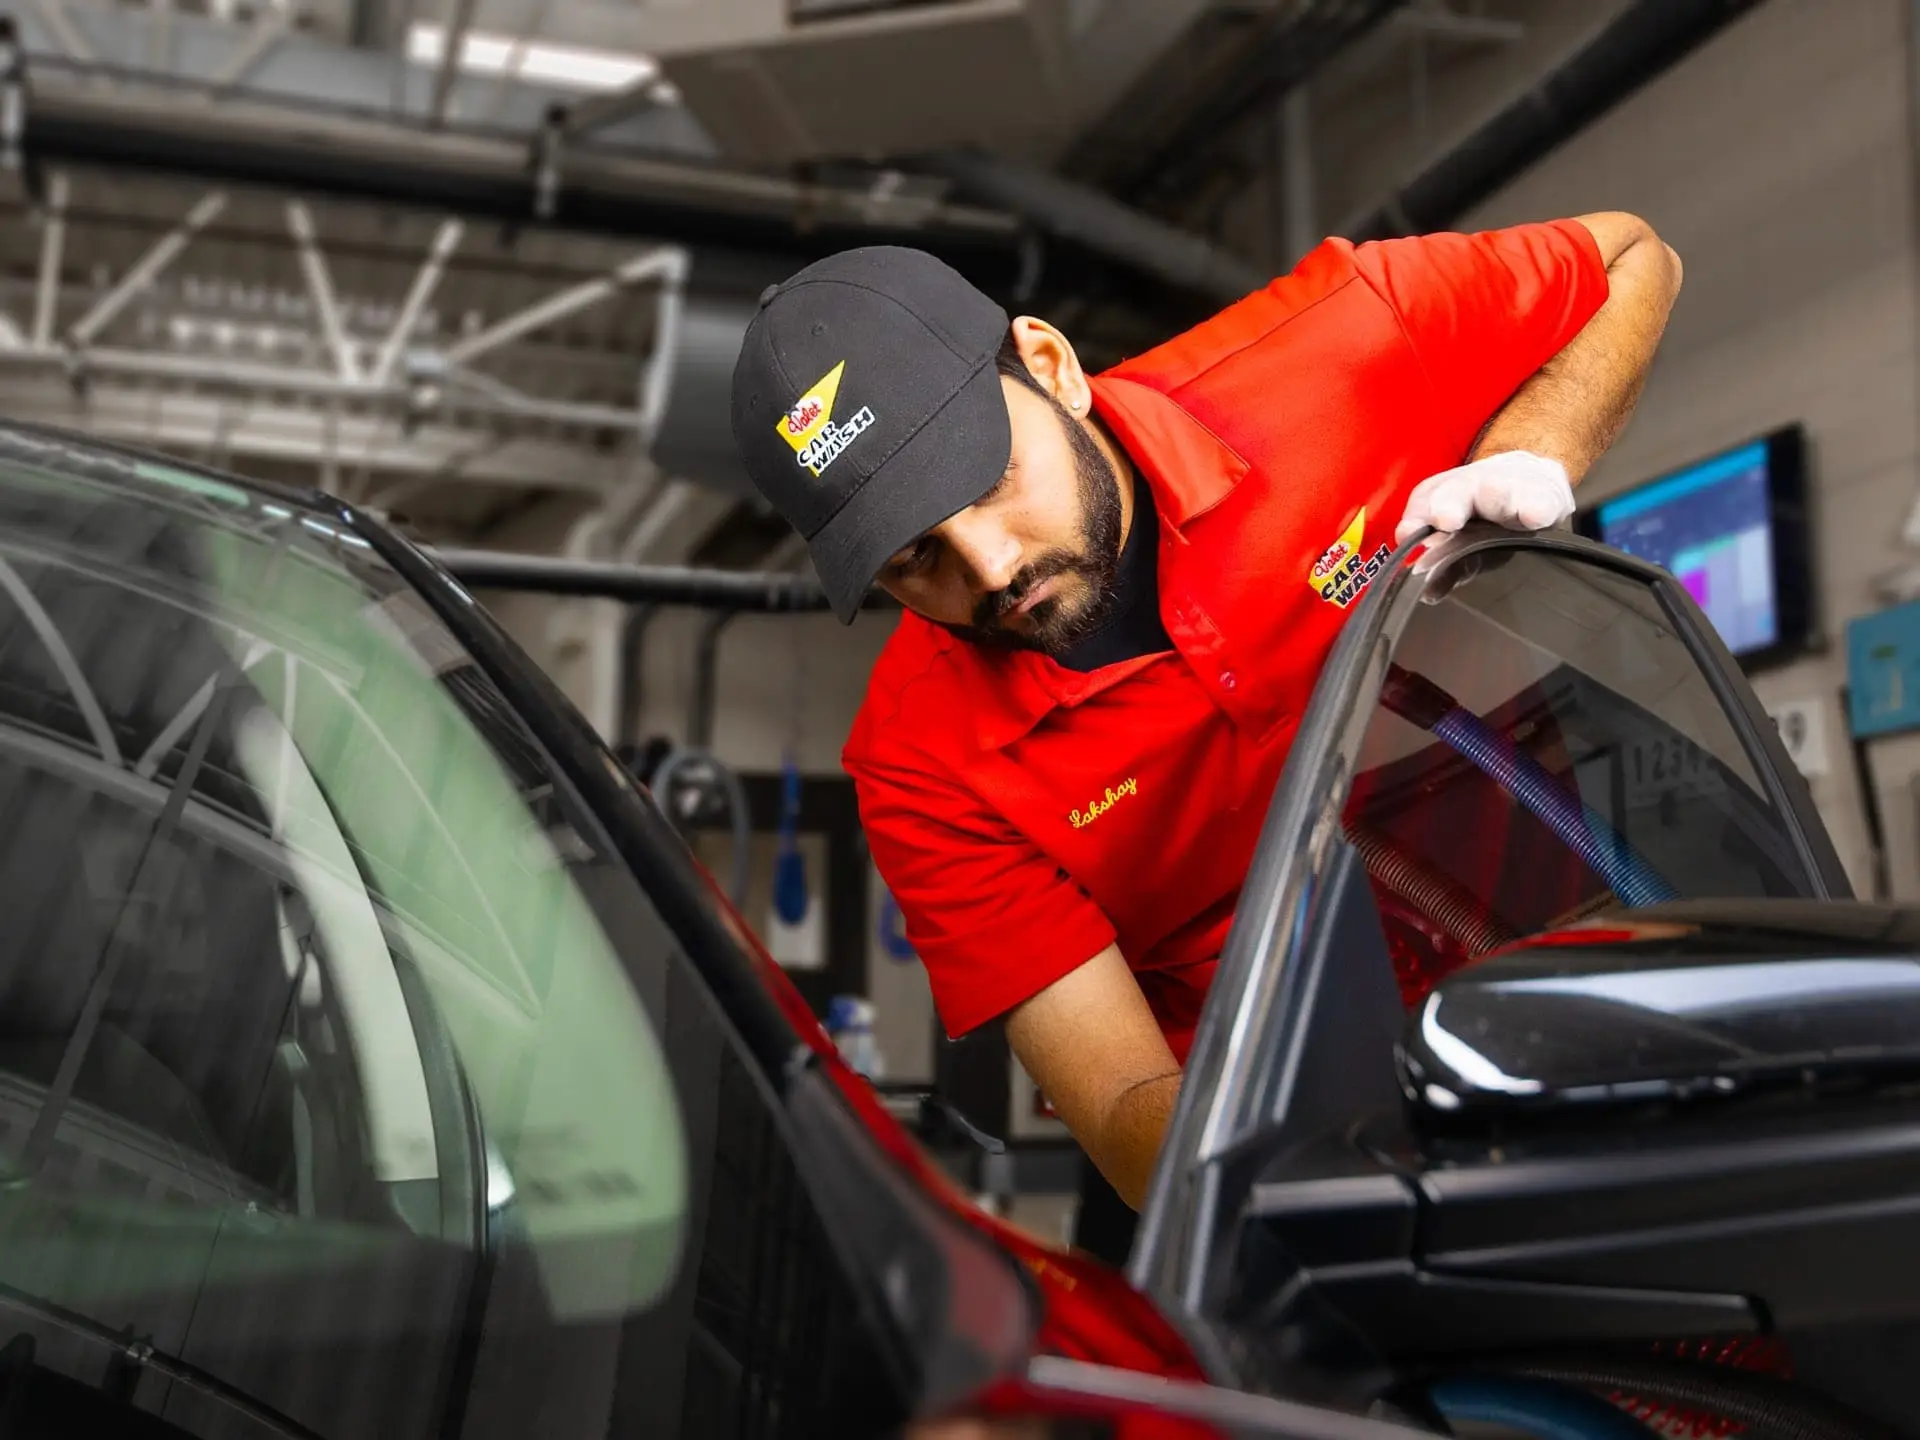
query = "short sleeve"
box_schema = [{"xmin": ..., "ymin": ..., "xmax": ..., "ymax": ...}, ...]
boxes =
[
  {"xmin": 847, "ymin": 751, "xmax": 1117, "ymax": 1038},
  {"xmin": 1352, "ymin": 220, "xmax": 1609, "ymax": 457}
]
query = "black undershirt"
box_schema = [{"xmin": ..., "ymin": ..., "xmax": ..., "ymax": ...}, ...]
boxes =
[{"xmin": 1055, "ymin": 472, "xmax": 1173, "ymax": 673}]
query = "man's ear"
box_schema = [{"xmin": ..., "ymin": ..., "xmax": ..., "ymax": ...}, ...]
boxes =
[{"xmin": 1010, "ymin": 316, "xmax": 1090, "ymax": 412}]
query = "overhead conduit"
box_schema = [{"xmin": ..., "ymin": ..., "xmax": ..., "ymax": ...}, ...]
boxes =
[
  {"xmin": 1345, "ymin": 0, "xmax": 1769, "ymax": 242},
  {"xmin": 926, "ymin": 0, "xmax": 1768, "ymax": 308},
  {"xmin": 921, "ymin": 150, "xmax": 1267, "ymax": 307},
  {"xmin": 8, "ymin": 48, "xmax": 1266, "ymax": 306},
  {"xmin": 5, "ymin": 2, "xmax": 1768, "ymax": 310},
  {"xmin": 3, "ymin": 9, "xmax": 1290, "ymax": 309},
  {"xmin": 431, "ymin": 548, "xmax": 898, "ymax": 613},
  {"xmin": 7, "ymin": 45, "xmax": 1025, "ymax": 290}
]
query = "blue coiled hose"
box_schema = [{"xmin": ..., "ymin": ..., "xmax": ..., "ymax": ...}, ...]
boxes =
[
  {"xmin": 1381, "ymin": 664, "xmax": 1677, "ymax": 908},
  {"xmin": 1429, "ymin": 706, "xmax": 1677, "ymax": 907},
  {"xmin": 1425, "ymin": 1375, "xmax": 1660, "ymax": 1440}
]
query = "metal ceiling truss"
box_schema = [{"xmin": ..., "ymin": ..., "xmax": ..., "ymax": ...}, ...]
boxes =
[{"xmin": 0, "ymin": 162, "xmax": 689, "ymax": 505}]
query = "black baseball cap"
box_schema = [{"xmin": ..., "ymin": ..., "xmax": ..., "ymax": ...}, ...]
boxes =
[{"xmin": 731, "ymin": 247, "xmax": 1012, "ymax": 623}]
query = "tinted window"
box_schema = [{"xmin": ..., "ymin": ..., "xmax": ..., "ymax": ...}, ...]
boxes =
[
  {"xmin": 0, "ymin": 436, "xmax": 899, "ymax": 1437},
  {"xmin": 1343, "ymin": 551, "xmax": 1813, "ymax": 1007}
]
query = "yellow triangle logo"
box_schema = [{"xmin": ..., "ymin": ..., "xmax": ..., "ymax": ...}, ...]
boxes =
[
  {"xmin": 1308, "ymin": 507, "xmax": 1368, "ymax": 590},
  {"xmin": 776, "ymin": 361, "xmax": 845, "ymax": 456}
]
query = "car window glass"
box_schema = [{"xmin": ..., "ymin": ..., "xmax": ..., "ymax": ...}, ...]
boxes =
[
  {"xmin": 213, "ymin": 551, "xmax": 685, "ymax": 1319},
  {"xmin": 1343, "ymin": 550, "xmax": 1812, "ymax": 1007},
  {"xmin": 0, "ymin": 441, "xmax": 903, "ymax": 1439}
]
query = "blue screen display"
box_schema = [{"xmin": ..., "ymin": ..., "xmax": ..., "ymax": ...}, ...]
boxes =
[{"xmin": 1592, "ymin": 441, "xmax": 1778, "ymax": 656}]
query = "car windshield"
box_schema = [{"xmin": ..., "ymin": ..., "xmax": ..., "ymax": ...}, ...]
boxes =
[
  {"xmin": 0, "ymin": 431, "xmax": 705, "ymax": 1436},
  {"xmin": 1342, "ymin": 547, "xmax": 1819, "ymax": 1008}
]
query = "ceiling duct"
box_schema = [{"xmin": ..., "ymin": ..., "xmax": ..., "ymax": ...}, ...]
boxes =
[
  {"xmin": 17, "ymin": 72, "xmax": 1028, "ymax": 290},
  {"xmin": 659, "ymin": 0, "xmax": 1075, "ymax": 166},
  {"xmin": 649, "ymin": 297, "xmax": 760, "ymax": 498},
  {"xmin": 1069, "ymin": 0, "xmax": 1411, "ymax": 211},
  {"xmin": 1346, "ymin": 0, "xmax": 1769, "ymax": 241},
  {"xmin": 509, "ymin": 0, "xmax": 1218, "ymax": 169},
  {"xmin": 428, "ymin": 548, "xmax": 882, "ymax": 611},
  {"xmin": 923, "ymin": 150, "xmax": 1266, "ymax": 305}
]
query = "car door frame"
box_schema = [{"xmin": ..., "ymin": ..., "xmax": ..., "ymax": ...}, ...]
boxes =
[{"xmin": 1128, "ymin": 524, "xmax": 1851, "ymax": 1324}]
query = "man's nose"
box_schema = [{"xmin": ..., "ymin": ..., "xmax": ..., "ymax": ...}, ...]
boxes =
[{"xmin": 943, "ymin": 512, "xmax": 1021, "ymax": 594}]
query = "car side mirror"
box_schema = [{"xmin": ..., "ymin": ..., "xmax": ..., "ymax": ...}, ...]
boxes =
[{"xmin": 1398, "ymin": 899, "xmax": 1920, "ymax": 1125}]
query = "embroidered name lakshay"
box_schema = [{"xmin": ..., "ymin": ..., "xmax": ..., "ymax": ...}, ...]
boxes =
[{"xmin": 1069, "ymin": 777, "xmax": 1139, "ymax": 829}]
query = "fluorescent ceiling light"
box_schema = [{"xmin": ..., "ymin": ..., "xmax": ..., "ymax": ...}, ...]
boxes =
[{"xmin": 408, "ymin": 22, "xmax": 659, "ymax": 93}]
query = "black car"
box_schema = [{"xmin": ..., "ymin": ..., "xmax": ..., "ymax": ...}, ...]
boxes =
[
  {"xmin": 1137, "ymin": 527, "xmax": 1920, "ymax": 1437},
  {"xmin": 0, "ymin": 420, "xmax": 1418, "ymax": 1440},
  {"xmin": 0, "ymin": 421, "xmax": 1910, "ymax": 1440}
]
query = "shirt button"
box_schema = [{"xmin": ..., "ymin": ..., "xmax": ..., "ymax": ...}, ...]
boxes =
[{"xmin": 1220, "ymin": 671, "xmax": 1238, "ymax": 691}]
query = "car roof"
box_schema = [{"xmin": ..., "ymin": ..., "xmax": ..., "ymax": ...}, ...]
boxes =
[{"xmin": 0, "ymin": 417, "xmax": 353, "ymax": 524}]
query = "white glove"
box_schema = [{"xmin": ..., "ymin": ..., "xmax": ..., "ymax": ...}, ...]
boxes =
[{"xmin": 1394, "ymin": 450, "xmax": 1575, "ymax": 547}]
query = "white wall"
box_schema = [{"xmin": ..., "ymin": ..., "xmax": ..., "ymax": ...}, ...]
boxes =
[
  {"xmin": 629, "ymin": 607, "xmax": 900, "ymax": 772},
  {"xmin": 1457, "ymin": 0, "xmax": 1919, "ymax": 896}
]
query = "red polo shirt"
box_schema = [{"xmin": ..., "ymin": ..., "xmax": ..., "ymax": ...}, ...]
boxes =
[{"xmin": 843, "ymin": 222, "xmax": 1608, "ymax": 1064}]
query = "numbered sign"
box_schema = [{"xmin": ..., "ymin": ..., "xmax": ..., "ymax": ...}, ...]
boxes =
[{"xmin": 1624, "ymin": 734, "xmax": 1725, "ymax": 807}]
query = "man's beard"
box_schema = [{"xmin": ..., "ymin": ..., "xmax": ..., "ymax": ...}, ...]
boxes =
[{"xmin": 944, "ymin": 397, "xmax": 1125, "ymax": 658}]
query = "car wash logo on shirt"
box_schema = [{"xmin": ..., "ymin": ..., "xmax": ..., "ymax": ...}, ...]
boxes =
[
  {"xmin": 776, "ymin": 361, "xmax": 877, "ymax": 478},
  {"xmin": 1308, "ymin": 507, "xmax": 1392, "ymax": 609},
  {"xmin": 1069, "ymin": 777, "xmax": 1139, "ymax": 829}
]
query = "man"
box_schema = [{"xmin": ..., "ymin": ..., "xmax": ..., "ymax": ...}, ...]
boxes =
[{"xmin": 730, "ymin": 215, "xmax": 1682, "ymax": 1261}]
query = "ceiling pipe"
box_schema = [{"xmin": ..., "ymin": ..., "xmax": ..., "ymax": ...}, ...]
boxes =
[
  {"xmin": 11, "ymin": 36, "xmax": 1278, "ymax": 310},
  {"xmin": 1344, "ymin": 0, "xmax": 1768, "ymax": 243},
  {"xmin": 920, "ymin": 149, "xmax": 1268, "ymax": 307},
  {"xmin": 618, "ymin": 602, "xmax": 661, "ymax": 750},
  {"xmin": 15, "ymin": 68, "xmax": 1027, "ymax": 290},
  {"xmin": 427, "ymin": 0, "xmax": 479, "ymax": 128},
  {"xmin": 1073, "ymin": 0, "xmax": 1410, "ymax": 209},
  {"xmin": 432, "ymin": 548, "xmax": 900, "ymax": 613},
  {"xmin": 687, "ymin": 611, "xmax": 735, "ymax": 754}
]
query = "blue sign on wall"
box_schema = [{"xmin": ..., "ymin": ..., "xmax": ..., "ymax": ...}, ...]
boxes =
[{"xmin": 1847, "ymin": 600, "xmax": 1920, "ymax": 738}]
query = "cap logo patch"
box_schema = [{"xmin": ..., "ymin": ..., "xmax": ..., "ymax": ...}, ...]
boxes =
[
  {"xmin": 1308, "ymin": 507, "xmax": 1392, "ymax": 609},
  {"xmin": 776, "ymin": 361, "xmax": 876, "ymax": 477}
]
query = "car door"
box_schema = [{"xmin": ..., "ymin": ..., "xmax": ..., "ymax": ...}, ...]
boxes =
[
  {"xmin": 0, "ymin": 428, "xmax": 1037, "ymax": 1439},
  {"xmin": 1130, "ymin": 525, "xmax": 1848, "ymax": 1371}
]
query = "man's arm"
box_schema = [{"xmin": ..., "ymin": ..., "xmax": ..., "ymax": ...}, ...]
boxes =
[
  {"xmin": 1469, "ymin": 211, "xmax": 1683, "ymax": 479},
  {"xmin": 1005, "ymin": 944, "xmax": 1180, "ymax": 1211},
  {"xmin": 847, "ymin": 750, "xmax": 1171, "ymax": 1201},
  {"xmin": 1393, "ymin": 212, "xmax": 1682, "ymax": 544}
]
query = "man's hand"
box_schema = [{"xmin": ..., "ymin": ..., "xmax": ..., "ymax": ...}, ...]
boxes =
[
  {"xmin": 1005, "ymin": 944, "xmax": 1179, "ymax": 1212},
  {"xmin": 1396, "ymin": 211, "xmax": 1682, "ymax": 546},
  {"xmin": 1394, "ymin": 449, "xmax": 1574, "ymax": 545}
]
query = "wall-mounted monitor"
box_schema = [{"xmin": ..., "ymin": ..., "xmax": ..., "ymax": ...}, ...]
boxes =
[{"xmin": 1575, "ymin": 425, "xmax": 1812, "ymax": 670}]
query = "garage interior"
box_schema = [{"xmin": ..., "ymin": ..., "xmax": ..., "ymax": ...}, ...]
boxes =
[{"xmin": 0, "ymin": 0, "xmax": 1915, "ymax": 1245}]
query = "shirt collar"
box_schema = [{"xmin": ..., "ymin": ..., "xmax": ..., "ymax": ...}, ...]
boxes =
[{"xmin": 1088, "ymin": 374, "xmax": 1251, "ymax": 533}]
